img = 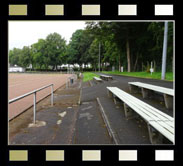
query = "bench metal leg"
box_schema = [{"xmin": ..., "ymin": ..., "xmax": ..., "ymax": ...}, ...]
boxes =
[
  {"xmin": 163, "ymin": 94, "xmax": 173, "ymax": 110},
  {"xmin": 141, "ymin": 88, "xmax": 150, "ymax": 99},
  {"xmin": 147, "ymin": 124, "xmax": 163, "ymax": 144},
  {"xmin": 113, "ymin": 95, "xmax": 118, "ymax": 105},
  {"xmin": 107, "ymin": 90, "xmax": 113, "ymax": 98},
  {"xmin": 129, "ymin": 85, "xmax": 139, "ymax": 93},
  {"xmin": 111, "ymin": 94, "xmax": 123, "ymax": 107},
  {"xmin": 123, "ymin": 103, "xmax": 134, "ymax": 119}
]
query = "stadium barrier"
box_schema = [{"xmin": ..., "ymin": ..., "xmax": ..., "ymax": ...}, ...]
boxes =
[{"xmin": 9, "ymin": 84, "xmax": 54, "ymax": 124}]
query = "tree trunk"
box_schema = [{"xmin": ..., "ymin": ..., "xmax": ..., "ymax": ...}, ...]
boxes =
[
  {"xmin": 142, "ymin": 62, "xmax": 143, "ymax": 71},
  {"xmin": 126, "ymin": 38, "xmax": 131, "ymax": 72},
  {"xmin": 154, "ymin": 60, "xmax": 156, "ymax": 72},
  {"xmin": 133, "ymin": 54, "xmax": 139, "ymax": 72},
  {"xmin": 52, "ymin": 65, "xmax": 55, "ymax": 70},
  {"xmin": 119, "ymin": 54, "xmax": 121, "ymax": 72}
]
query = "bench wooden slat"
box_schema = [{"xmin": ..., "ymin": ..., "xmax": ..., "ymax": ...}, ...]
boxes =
[
  {"xmin": 165, "ymin": 121, "xmax": 174, "ymax": 128},
  {"xmin": 116, "ymin": 88, "xmax": 173, "ymax": 122},
  {"xmin": 108, "ymin": 87, "xmax": 173, "ymax": 122},
  {"xmin": 100, "ymin": 75, "xmax": 113, "ymax": 79},
  {"xmin": 156, "ymin": 121, "xmax": 174, "ymax": 134},
  {"xmin": 93, "ymin": 77, "xmax": 102, "ymax": 81},
  {"xmin": 149, "ymin": 121, "xmax": 174, "ymax": 143},
  {"xmin": 107, "ymin": 87, "xmax": 174, "ymax": 143},
  {"xmin": 100, "ymin": 74, "xmax": 112, "ymax": 78},
  {"xmin": 118, "ymin": 94, "xmax": 164, "ymax": 122},
  {"xmin": 128, "ymin": 82, "xmax": 174, "ymax": 96}
]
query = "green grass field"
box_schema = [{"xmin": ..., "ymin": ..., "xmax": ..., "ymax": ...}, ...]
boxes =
[
  {"xmin": 102, "ymin": 71, "xmax": 174, "ymax": 81},
  {"xmin": 82, "ymin": 71, "xmax": 174, "ymax": 82},
  {"xmin": 83, "ymin": 72, "xmax": 100, "ymax": 82}
]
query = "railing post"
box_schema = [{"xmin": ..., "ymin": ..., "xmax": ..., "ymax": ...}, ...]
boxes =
[
  {"xmin": 66, "ymin": 78, "xmax": 68, "ymax": 89},
  {"xmin": 9, "ymin": 83, "xmax": 54, "ymax": 122},
  {"xmin": 33, "ymin": 91, "xmax": 36, "ymax": 124},
  {"xmin": 51, "ymin": 84, "xmax": 53, "ymax": 106}
]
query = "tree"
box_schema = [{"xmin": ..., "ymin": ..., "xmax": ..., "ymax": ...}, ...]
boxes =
[
  {"xmin": 8, "ymin": 22, "xmax": 173, "ymax": 73},
  {"xmin": 66, "ymin": 29, "xmax": 94, "ymax": 69},
  {"xmin": 19, "ymin": 46, "xmax": 31, "ymax": 68},
  {"xmin": 88, "ymin": 39, "xmax": 100, "ymax": 71},
  {"xmin": 31, "ymin": 39, "xmax": 48, "ymax": 69},
  {"xmin": 9, "ymin": 48, "xmax": 22, "ymax": 66},
  {"xmin": 45, "ymin": 32, "xmax": 67, "ymax": 70}
]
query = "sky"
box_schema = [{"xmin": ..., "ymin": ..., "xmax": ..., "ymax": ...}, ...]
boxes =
[{"xmin": 8, "ymin": 21, "xmax": 87, "ymax": 50}]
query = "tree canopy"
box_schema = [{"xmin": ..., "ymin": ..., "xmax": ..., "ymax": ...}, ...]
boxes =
[{"xmin": 9, "ymin": 22, "xmax": 174, "ymax": 72}]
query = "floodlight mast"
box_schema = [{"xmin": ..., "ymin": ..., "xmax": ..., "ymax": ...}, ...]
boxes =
[
  {"xmin": 99, "ymin": 42, "xmax": 101, "ymax": 72},
  {"xmin": 161, "ymin": 21, "xmax": 168, "ymax": 80}
]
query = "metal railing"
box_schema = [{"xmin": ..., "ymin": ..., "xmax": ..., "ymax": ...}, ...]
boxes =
[{"xmin": 9, "ymin": 84, "xmax": 54, "ymax": 124}]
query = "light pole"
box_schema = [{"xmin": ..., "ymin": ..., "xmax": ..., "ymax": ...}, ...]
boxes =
[
  {"xmin": 99, "ymin": 42, "xmax": 101, "ymax": 72},
  {"xmin": 161, "ymin": 21, "xmax": 168, "ymax": 80}
]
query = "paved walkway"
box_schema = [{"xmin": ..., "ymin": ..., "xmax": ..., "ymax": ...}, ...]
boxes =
[{"xmin": 9, "ymin": 73, "xmax": 174, "ymax": 145}]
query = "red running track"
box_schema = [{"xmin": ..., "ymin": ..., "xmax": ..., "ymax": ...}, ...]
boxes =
[{"xmin": 8, "ymin": 73, "xmax": 72, "ymax": 120}]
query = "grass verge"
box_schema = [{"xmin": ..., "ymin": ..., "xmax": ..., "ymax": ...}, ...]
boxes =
[
  {"xmin": 83, "ymin": 72, "xmax": 100, "ymax": 82},
  {"xmin": 102, "ymin": 71, "xmax": 174, "ymax": 81}
]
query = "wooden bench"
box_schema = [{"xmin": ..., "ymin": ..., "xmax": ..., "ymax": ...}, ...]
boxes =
[
  {"xmin": 107, "ymin": 87, "xmax": 174, "ymax": 144},
  {"xmin": 93, "ymin": 76, "xmax": 103, "ymax": 83},
  {"xmin": 128, "ymin": 82, "xmax": 174, "ymax": 109},
  {"xmin": 100, "ymin": 74, "xmax": 113, "ymax": 81}
]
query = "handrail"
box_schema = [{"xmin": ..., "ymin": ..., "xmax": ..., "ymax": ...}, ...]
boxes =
[{"xmin": 9, "ymin": 84, "xmax": 54, "ymax": 123}]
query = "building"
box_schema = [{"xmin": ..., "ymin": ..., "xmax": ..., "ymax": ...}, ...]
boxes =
[{"xmin": 9, "ymin": 65, "xmax": 25, "ymax": 72}]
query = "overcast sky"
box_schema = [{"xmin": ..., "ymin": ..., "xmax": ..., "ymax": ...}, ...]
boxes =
[{"xmin": 9, "ymin": 21, "xmax": 86, "ymax": 50}]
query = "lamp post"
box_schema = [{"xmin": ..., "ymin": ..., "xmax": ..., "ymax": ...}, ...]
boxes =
[
  {"xmin": 99, "ymin": 42, "xmax": 101, "ymax": 72},
  {"xmin": 161, "ymin": 21, "xmax": 168, "ymax": 80}
]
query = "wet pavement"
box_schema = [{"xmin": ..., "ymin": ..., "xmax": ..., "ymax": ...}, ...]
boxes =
[{"xmin": 9, "ymin": 73, "xmax": 174, "ymax": 145}]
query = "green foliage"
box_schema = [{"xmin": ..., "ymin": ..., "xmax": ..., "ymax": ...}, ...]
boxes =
[
  {"xmin": 45, "ymin": 33, "xmax": 67, "ymax": 70},
  {"xmin": 83, "ymin": 72, "xmax": 100, "ymax": 82},
  {"xmin": 9, "ymin": 33, "xmax": 67, "ymax": 70},
  {"xmin": 9, "ymin": 48, "xmax": 22, "ymax": 66},
  {"xmin": 9, "ymin": 22, "xmax": 174, "ymax": 74}
]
